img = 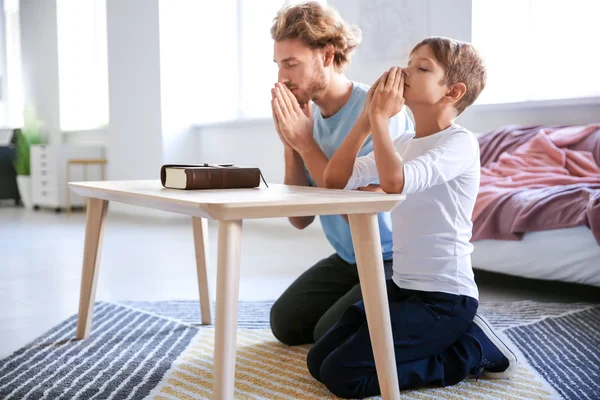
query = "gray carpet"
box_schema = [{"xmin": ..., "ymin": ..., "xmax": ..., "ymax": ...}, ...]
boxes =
[{"xmin": 0, "ymin": 300, "xmax": 598, "ymax": 399}]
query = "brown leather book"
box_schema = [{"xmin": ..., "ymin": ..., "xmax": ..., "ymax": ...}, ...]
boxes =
[{"xmin": 160, "ymin": 163, "xmax": 267, "ymax": 190}]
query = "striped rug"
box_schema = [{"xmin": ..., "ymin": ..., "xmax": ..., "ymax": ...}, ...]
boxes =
[{"xmin": 0, "ymin": 301, "xmax": 598, "ymax": 399}]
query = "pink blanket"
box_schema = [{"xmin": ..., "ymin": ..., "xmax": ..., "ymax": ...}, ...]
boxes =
[
  {"xmin": 472, "ymin": 124, "xmax": 600, "ymax": 245},
  {"xmin": 474, "ymin": 124, "xmax": 600, "ymax": 220}
]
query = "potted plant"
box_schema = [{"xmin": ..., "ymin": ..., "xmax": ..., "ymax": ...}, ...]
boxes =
[{"xmin": 13, "ymin": 106, "xmax": 45, "ymax": 208}]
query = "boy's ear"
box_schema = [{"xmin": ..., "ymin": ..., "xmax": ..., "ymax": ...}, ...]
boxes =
[{"xmin": 445, "ymin": 82, "xmax": 467, "ymax": 105}]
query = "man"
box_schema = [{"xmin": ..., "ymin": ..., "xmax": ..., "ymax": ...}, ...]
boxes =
[{"xmin": 268, "ymin": 1, "xmax": 414, "ymax": 346}]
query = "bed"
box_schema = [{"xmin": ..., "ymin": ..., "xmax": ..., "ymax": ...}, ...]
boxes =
[
  {"xmin": 471, "ymin": 124, "xmax": 600, "ymax": 288},
  {"xmin": 472, "ymin": 226, "xmax": 600, "ymax": 287}
]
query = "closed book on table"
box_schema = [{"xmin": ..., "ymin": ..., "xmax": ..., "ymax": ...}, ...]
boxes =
[{"xmin": 160, "ymin": 164, "xmax": 265, "ymax": 190}]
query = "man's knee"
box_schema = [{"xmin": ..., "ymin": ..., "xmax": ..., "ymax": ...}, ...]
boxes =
[
  {"xmin": 312, "ymin": 315, "xmax": 333, "ymax": 343},
  {"xmin": 270, "ymin": 297, "xmax": 306, "ymax": 346}
]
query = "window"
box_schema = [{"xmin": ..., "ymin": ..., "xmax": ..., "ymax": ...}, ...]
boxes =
[
  {"xmin": 160, "ymin": 0, "xmax": 326, "ymax": 125},
  {"xmin": 2, "ymin": 0, "xmax": 23, "ymax": 127},
  {"xmin": 472, "ymin": 0, "xmax": 600, "ymax": 105},
  {"xmin": 56, "ymin": 0, "xmax": 108, "ymax": 131},
  {"xmin": 239, "ymin": 0, "xmax": 284, "ymax": 120},
  {"xmin": 159, "ymin": 0, "xmax": 239, "ymax": 126}
]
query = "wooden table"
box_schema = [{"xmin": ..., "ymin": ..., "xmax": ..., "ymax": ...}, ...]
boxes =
[{"xmin": 68, "ymin": 180, "xmax": 404, "ymax": 399}]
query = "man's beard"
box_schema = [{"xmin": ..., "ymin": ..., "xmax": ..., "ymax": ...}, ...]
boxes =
[{"xmin": 291, "ymin": 63, "xmax": 327, "ymax": 105}]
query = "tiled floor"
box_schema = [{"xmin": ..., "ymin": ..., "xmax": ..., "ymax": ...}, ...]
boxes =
[{"xmin": 1, "ymin": 205, "xmax": 599, "ymax": 359}]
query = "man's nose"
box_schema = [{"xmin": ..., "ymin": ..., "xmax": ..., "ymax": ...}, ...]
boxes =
[{"xmin": 278, "ymin": 70, "xmax": 290, "ymax": 84}]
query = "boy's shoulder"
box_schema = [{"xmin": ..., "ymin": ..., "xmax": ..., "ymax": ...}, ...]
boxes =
[
  {"xmin": 445, "ymin": 125, "xmax": 478, "ymax": 143},
  {"xmin": 436, "ymin": 125, "xmax": 480, "ymax": 155},
  {"xmin": 446, "ymin": 124, "xmax": 474, "ymax": 136}
]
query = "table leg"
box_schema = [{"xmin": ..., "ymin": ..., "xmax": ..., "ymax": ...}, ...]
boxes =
[
  {"xmin": 76, "ymin": 198, "xmax": 109, "ymax": 339},
  {"xmin": 192, "ymin": 217, "xmax": 212, "ymax": 325},
  {"xmin": 348, "ymin": 213, "xmax": 400, "ymax": 400},
  {"xmin": 213, "ymin": 220, "xmax": 243, "ymax": 399}
]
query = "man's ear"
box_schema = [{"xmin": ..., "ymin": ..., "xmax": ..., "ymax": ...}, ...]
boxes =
[
  {"xmin": 445, "ymin": 82, "xmax": 467, "ymax": 105},
  {"xmin": 322, "ymin": 45, "xmax": 335, "ymax": 67}
]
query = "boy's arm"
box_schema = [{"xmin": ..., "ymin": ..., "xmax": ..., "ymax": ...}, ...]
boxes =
[
  {"xmin": 296, "ymin": 141, "xmax": 329, "ymax": 188},
  {"xmin": 367, "ymin": 67, "xmax": 408, "ymax": 194},
  {"xmin": 324, "ymin": 78, "xmax": 384, "ymax": 190},
  {"xmin": 401, "ymin": 131, "xmax": 479, "ymax": 194},
  {"xmin": 371, "ymin": 116, "xmax": 479, "ymax": 196},
  {"xmin": 323, "ymin": 114, "xmax": 372, "ymax": 189},
  {"xmin": 370, "ymin": 120, "xmax": 479, "ymax": 195},
  {"xmin": 370, "ymin": 116, "xmax": 406, "ymax": 194}
]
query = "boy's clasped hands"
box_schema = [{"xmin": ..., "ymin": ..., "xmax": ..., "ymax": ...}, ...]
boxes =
[{"xmin": 363, "ymin": 66, "xmax": 406, "ymax": 128}]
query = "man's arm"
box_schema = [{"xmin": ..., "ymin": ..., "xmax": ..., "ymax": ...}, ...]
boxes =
[
  {"xmin": 272, "ymin": 86, "xmax": 315, "ymax": 229},
  {"xmin": 283, "ymin": 147, "xmax": 315, "ymax": 229},
  {"xmin": 273, "ymin": 83, "xmax": 331, "ymax": 188}
]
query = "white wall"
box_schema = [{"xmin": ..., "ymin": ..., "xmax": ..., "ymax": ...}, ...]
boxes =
[
  {"xmin": 19, "ymin": 0, "xmax": 600, "ymax": 212},
  {"xmin": 193, "ymin": 0, "xmax": 599, "ymax": 179},
  {"xmin": 458, "ymin": 101, "xmax": 600, "ymax": 134},
  {"xmin": 19, "ymin": 0, "xmax": 61, "ymax": 144},
  {"xmin": 158, "ymin": 0, "xmax": 204, "ymax": 165},
  {"xmin": 106, "ymin": 0, "xmax": 163, "ymax": 181},
  {"xmin": 197, "ymin": 120, "xmax": 285, "ymax": 184},
  {"xmin": 67, "ymin": 0, "xmax": 201, "ymax": 168},
  {"xmin": 0, "ymin": 0, "xmax": 8, "ymax": 125},
  {"xmin": 336, "ymin": 0, "xmax": 472, "ymax": 85}
]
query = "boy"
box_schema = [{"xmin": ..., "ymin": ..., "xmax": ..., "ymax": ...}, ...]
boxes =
[{"xmin": 309, "ymin": 37, "xmax": 518, "ymax": 398}]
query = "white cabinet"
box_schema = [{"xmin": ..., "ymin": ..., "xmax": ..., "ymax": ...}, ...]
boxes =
[{"xmin": 30, "ymin": 144, "xmax": 106, "ymax": 211}]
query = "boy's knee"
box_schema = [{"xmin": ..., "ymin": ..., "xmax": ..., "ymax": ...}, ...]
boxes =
[
  {"xmin": 306, "ymin": 347, "xmax": 323, "ymax": 383},
  {"xmin": 320, "ymin": 356, "xmax": 366, "ymax": 399}
]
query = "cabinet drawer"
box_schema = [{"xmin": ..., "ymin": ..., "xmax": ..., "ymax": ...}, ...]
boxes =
[
  {"xmin": 34, "ymin": 167, "xmax": 57, "ymax": 182},
  {"xmin": 31, "ymin": 146, "xmax": 56, "ymax": 175},
  {"xmin": 36, "ymin": 177, "xmax": 58, "ymax": 190},
  {"xmin": 32, "ymin": 186, "xmax": 58, "ymax": 206}
]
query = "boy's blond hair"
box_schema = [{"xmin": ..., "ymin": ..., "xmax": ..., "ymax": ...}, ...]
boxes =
[
  {"xmin": 271, "ymin": 1, "xmax": 361, "ymax": 72},
  {"xmin": 412, "ymin": 37, "xmax": 487, "ymax": 115}
]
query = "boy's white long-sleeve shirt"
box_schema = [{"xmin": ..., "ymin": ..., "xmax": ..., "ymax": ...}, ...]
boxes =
[{"xmin": 345, "ymin": 124, "xmax": 480, "ymax": 300}]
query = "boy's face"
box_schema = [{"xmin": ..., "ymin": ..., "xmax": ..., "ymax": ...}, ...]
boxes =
[
  {"xmin": 403, "ymin": 44, "xmax": 449, "ymax": 108},
  {"xmin": 274, "ymin": 39, "xmax": 327, "ymax": 105}
]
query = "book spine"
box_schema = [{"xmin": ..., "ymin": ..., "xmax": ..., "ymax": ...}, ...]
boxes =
[{"xmin": 184, "ymin": 168, "xmax": 260, "ymax": 189}]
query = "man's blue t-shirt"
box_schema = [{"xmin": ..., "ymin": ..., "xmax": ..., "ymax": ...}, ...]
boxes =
[{"xmin": 307, "ymin": 82, "xmax": 414, "ymax": 264}]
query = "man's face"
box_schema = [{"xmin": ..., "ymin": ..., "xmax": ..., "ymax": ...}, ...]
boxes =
[
  {"xmin": 403, "ymin": 44, "xmax": 448, "ymax": 107},
  {"xmin": 274, "ymin": 39, "xmax": 327, "ymax": 105}
]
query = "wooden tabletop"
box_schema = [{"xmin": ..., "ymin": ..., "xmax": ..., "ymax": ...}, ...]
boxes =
[{"xmin": 68, "ymin": 180, "xmax": 404, "ymax": 220}]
